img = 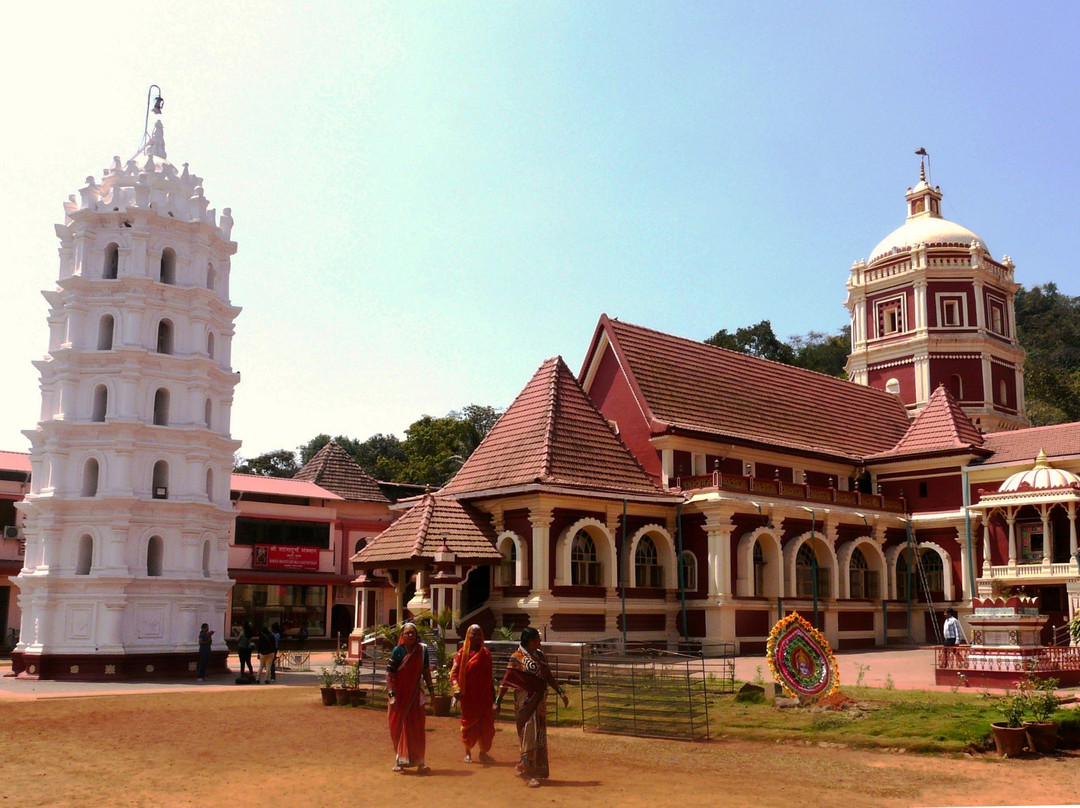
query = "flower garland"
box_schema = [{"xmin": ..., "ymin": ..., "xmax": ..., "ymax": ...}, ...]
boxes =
[{"xmin": 765, "ymin": 611, "xmax": 839, "ymax": 701}]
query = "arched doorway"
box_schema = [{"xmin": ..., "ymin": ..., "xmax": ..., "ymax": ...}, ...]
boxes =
[{"xmin": 330, "ymin": 604, "xmax": 353, "ymax": 644}]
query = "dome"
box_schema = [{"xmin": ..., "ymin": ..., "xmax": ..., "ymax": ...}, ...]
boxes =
[
  {"xmin": 870, "ymin": 216, "xmax": 986, "ymax": 263},
  {"xmin": 998, "ymin": 451, "xmax": 1080, "ymax": 493}
]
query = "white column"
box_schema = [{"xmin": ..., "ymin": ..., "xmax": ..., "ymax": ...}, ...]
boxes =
[
  {"xmin": 704, "ymin": 510, "xmax": 734, "ymax": 597},
  {"xmin": 1006, "ymin": 512, "xmax": 1017, "ymax": 566},
  {"xmin": 1041, "ymin": 505, "xmax": 1052, "ymax": 567},
  {"xmin": 529, "ymin": 507, "xmax": 553, "ymax": 593},
  {"xmin": 982, "ymin": 521, "xmax": 991, "ymax": 572},
  {"xmin": 1069, "ymin": 502, "xmax": 1078, "ymax": 567}
]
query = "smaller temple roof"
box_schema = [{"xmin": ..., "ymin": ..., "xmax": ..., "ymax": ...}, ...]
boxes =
[
  {"xmin": 352, "ymin": 493, "xmax": 500, "ymax": 566},
  {"xmin": 868, "ymin": 385, "xmax": 986, "ymax": 461},
  {"xmin": 440, "ymin": 355, "xmax": 669, "ymax": 499},
  {"xmin": 978, "ymin": 422, "xmax": 1080, "ymax": 466},
  {"xmin": 998, "ymin": 450, "xmax": 1080, "ymax": 493},
  {"xmin": 230, "ymin": 473, "xmax": 342, "ymax": 500},
  {"xmin": 293, "ymin": 440, "xmax": 389, "ymax": 503}
]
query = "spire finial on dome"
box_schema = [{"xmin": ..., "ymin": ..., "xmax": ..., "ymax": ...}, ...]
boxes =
[
  {"xmin": 134, "ymin": 84, "xmax": 165, "ymax": 160},
  {"xmin": 915, "ymin": 147, "xmax": 930, "ymax": 184}
]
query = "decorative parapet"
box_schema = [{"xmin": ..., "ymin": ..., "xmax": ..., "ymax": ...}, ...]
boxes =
[{"xmin": 972, "ymin": 595, "xmax": 1041, "ymax": 617}]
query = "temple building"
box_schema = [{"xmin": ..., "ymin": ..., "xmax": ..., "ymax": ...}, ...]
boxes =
[{"xmin": 353, "ymin": 171, "xmax": 1080, "ymax": 654}]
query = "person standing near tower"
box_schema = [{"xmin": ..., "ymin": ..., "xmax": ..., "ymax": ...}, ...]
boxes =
[{"xmin": 197, "ymin": 623, "xmax": 213, "ymax": 681}]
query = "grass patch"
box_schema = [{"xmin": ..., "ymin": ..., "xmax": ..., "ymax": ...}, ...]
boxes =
[{"xmin": 710, "ymin": 684, "xmax": 1002, "ymax": 753}]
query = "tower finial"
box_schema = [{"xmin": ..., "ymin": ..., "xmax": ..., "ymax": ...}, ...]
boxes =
[
  {"xmin": 135, "ymin": 84, "xmax": 165, "ymax": 159},
  {"xmin": 914, "ymin": 147, "xmax": 930, "ymax": 184}
]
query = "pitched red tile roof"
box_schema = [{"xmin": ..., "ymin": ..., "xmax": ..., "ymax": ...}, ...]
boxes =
[
  {"xmin": 439, "ymin": 356, "xmax": 668, "ymax": 499},
  {"xmin": 589, "ymin": 316, "xmax": 912, "ymax": 460},
  {"xmin": 294, "ymin": 440, "xmax": 389, "ymax": 503},
  {"xmin": 868, "ymin": 385, "xmax": 986, "ymax": 460},
  {"xmin": 230, "ymin": 473, "xmax": 342, "ymax": 500},
  {"xmin": 353, "ymin": 493, "xmax": 501, "ymax": 566},
  {"xmin": 978, "ymin": 422, "xmax": 1080, "ymax": 466},
  {"xmin": 0, "ymin": 451, "xmax": 31, "ymax": 474}
]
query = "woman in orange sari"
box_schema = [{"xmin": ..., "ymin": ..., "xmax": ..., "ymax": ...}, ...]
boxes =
[
  {"xmin": 450, "ymin": 624, "xmax": 496, "ymax": 763},
  {"xmin": 385, "ymin": 622, "xmax": 434, "ymax": 774},
  {"xmin": 495, "ymin": 627, "xmax": 569, "ymax": 788}
]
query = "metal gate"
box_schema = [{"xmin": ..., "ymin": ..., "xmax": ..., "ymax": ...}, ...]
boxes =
[{"xmin": 581, "ymin": 649, "xmax": 717, "ymax": 741}]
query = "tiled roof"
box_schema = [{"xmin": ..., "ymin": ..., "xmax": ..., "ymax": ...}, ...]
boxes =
[
  {"xmin": 978, "ymin": 422, "xmax": 1080, "ymax": 466},
  {"xmin": 230, "ymin": 473, "xmax": 342, "ymax": 500},
  {"xmin": 592, "ymin": 316, "xmax": 912, "ymax": 460},
  {"xmin": 868, "ymin": 385, "xmax": 985, "ymax": 460},
  {"xmin": 0, "ymin": 451, "xmax": 31, "ymax": 474},
  {"xmin": 294, "ymin": 440, "xmax": 389, "ymax": 503},
  {"xmin": 353, "ymin": 493, "xmax": 501, "ymax": 565},
  {"xmin": 439, "ymin": 356, "xmax": 666, "ymax": 498}
]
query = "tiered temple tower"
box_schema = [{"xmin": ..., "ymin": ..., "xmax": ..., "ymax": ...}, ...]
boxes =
[
  {"xmin": 12, "ymin": 116, "xmax": 241, "ymax": 679},
  {"xmin": 845, "ymin": 165, "xmax": 1027, "ymax": 432}
]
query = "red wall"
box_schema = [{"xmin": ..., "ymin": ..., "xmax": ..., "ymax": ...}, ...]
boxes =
[
  {"xmin": 867, "ymin": 360, "xmax": 916, "ymax": 403},
  {"xmin": 586, "ymin": 345, "xmax": 662, "ymax": 481}
]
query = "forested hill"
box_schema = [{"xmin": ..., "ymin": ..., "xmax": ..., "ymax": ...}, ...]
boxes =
[{"xmin": 705, "ymin": 283, "xmax": 1080, "ymax": 427}]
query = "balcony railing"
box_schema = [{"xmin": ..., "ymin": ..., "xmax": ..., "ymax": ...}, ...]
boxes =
[
  {"xmin": 986, "ymin": 562, "xmax": 1079, "ymax": 580},
  {"xmin": 676, "ymin": 472, "xmax": 905, "ymax": 514}
]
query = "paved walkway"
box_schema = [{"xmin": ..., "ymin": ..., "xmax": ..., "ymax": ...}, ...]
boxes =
[{"xmin": 0, "ymin": 645, "xmax": 952, "ymax": 701}]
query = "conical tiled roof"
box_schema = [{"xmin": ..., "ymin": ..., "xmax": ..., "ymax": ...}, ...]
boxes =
[
  {"xmin": 591, "ymin": 316, "xmax": 912, "ymax": 460},
  {"xmin": 352, "ymin": 493, "xmax": 501, "ymax": 566},
  {"xmin": 294, "ymin": 440, "xmax": 389, "ymax": 503},
  {"xmin": 869, "ymin": 385, "xmax": 985, "ymax": 460},
  {"xmin": 440, "ymin": 356, "xmax": 666, "ymax": 498}
]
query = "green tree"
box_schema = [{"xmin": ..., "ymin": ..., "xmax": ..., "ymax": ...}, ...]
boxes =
[
  {"xmin": 705, "ymin": 320, "xmax": 795, "ymax": 364},
  {"xmin": 233, "ymin": 449, "xmax": 299, "ymax": 477},
  {"xmin": 1015, "ymin": 284, "xmax": 1080, "ymax": 425},
  {"xmin": 789, "ymin": 327, "xmax": 851, "ymax": 377}
]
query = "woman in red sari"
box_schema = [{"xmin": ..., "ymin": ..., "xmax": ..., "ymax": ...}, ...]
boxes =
[
  {"xmin": 495, "ymin": 627, "xmax": 569, "ymax": 788},
  {"xmin": 450, "ymin": 624, "xmax": 496, "ymax": 763},
  {"xmin": 385, "ymin": 622, "xmax": 434, "ymax": 774}
]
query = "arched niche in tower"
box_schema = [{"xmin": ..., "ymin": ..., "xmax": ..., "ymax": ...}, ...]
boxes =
[
  {"xmin": 156, "ymin": 319, "xmax": 174, "ymax": 354},
  {"xmin": 97, "ymin": 314, "xmax": 114, "ymax": 350},
  {"xmin": 204, "ymin": 398, "xmax": 213, "ymax": 430},
  {"xmin": 206, "ymin": 331, "xmax": 215, "ymax": 360},
  {"xmin": 147, "ymin": 535, "xmax": 164, "ymax": 577},
  {"xmin": 75, "ymin": 534, "xmax": 94, "ymax": 575},
  {"xmin": 159, "ymin": 248, "xmax": 176, "ymax": 285},
  {"xmin": 201, "ymin": 540, "xmax": 212, "ymax": 578},
  {"xmin": 152, "ymin": 460, "xmax": 169, "ymax": 499},
  {"xmin": 91, "ymin": 384, "xmax": 108, "ymax": 422},
  {"xmin": 205, "ymin": 468, "xmax": 214, "ymax": 501},
  {"xmin": 81, "ymin": 458, "xmax": 100, "ymax": 497},
  {"xmin": 206, "ymin": 262, "xmax": 215, "ymax": 291},
  {"xmin": 152, "ymin": 388, "xmax": 170, "ymax": 426},
  {"xmin": 103, "ymin": 242, "xmax": 119, "ymax": 280}
]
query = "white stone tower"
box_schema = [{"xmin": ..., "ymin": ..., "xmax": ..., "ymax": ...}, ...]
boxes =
[{"xmin": 12, "ymin": 106, "xmax": 241, "ymax": 679}]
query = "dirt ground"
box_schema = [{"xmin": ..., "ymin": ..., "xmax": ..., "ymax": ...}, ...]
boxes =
[{"xmin": 2, "ymin": 688, "xmax": 1078, "ymax": 808}]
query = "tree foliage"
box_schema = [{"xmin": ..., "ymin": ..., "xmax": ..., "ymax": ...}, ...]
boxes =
[
  {"xmin": 233, "ymin": 449, "xmax": 300, "ymax": 478},
  {"xmin": 1015, "ymin": 284, "xmax": 1080, "ymax": 425},
  {"xmin": 706, "ymin": 320, "xmax": 850, "ymax": 377}
]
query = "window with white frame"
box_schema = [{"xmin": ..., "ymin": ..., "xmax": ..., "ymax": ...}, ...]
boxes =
[
  {"xmin": 796, "ymin": 542, "xmax": 830, "ymax": 598},
  {"xmin": 939, "ymin": 295, "xmax": 964, "ymax": 327},
  {"xmin": 876, "ymin": 297, "xmax": 904, "ymax": 336},
  {"xmin": 571, "ymin": 529, "xmax": 602, "ymax": 586},
  {"xmin": 679, "ymin": 550, "xmax": 697, "ymax": 592},
  {"xmin": 988, "ymin": 297, "xmax": 1007, "ymax": 335},
  {"xmin": 501, "ymin": 540, "xmax": 517, "ymax": 586}
]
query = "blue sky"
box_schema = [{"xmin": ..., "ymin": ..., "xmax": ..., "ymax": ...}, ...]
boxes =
[{"xmin": 4, "ymin": 2, "xmax": 1080, "ymax": 459}]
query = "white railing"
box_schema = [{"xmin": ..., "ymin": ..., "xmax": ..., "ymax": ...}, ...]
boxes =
[{"xmin": 987, "ymin": 562, "xmax": 1078, "ymax": 579}]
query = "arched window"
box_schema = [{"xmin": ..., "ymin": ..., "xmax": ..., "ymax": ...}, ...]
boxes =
[
  {"xmin": 156, "ymin": 320, "xmax": 174, "ymax": 354},
  {"xmin": 795, "ymin": 542, "xmax": 830, "ymax": 598},
  {"xmin": 206, "ymin": 331, "xmax": 215, "ymax": 360},
  {"xmin": 97, "ymin": 315, "xmax": 114, "ymax": 350},
  {"xmin": 91, "ymin": 385, "xmax": 108, "ymax": 422},
  {"xmin": 202, "ymin": 540, "xmax": 211, "ymax": 578},
  {"xmin": 147, "ymin": 535, "xmax": 164, "ymax": 576},
  {"xmin": 501, "ymin": 540, "xmax": 516, "ymax": 586},
  {"xmin": 354, "ymin": 537, "xmax": 368, "ymax": 555},
  {"xmin": 949, "ymin": 374, "xmax": 963, "ymax": 401},
  {"xmin": 634, "ymin": 535, "xmax": 662, "ymax": 587},
  {"xmin": 753, "ymin": 541, "xmax": 766, "ymax": 596},
  {"xmin": 159, "ymin": 248, "xmax": 176, "ymax": 285},
  {"xmin": 885, "ymin": 378, "xmax": 901, "ymax": 396},
  {"xmin": 103, "ymin": 243, "xmax": 119, "ymax": 279},
  {"xmin": 152, "ymin": 461, "xmax": 169, "ymax": 499},
  {"xmin": 848, "ymin": 547, "xmax": 880, "ymax": 599},
  {"xmin": 205, "ymin": 468, "xmax": 214, "ymax": 501},
  {"xmin": 81, "ymin": 458, "xmax": 99, "ymax": 497},
  {"xmin": 204, "ymin": 398, "xmax": 213, "ymax": 430},
  {"xmin": 206, "ymin": 262, "xmax": 215, "ymax": 291},
  {"xmin": 571, "ymin": 529, "xmax": 601, "ymax": 586},
  {"xmin": 897, "ymin": 548, "xmax": 944, "ymax": 599},
  {"xmin": 678, "ymin": 550, "xmax": 697, "ymax": 592},
  {"xmin": 75, "ymin": 534, "xmax": 93, "ymax": 575},
  {"xmin": 153, "ymin": 388, "xmax": 170, "ymax": 426}
]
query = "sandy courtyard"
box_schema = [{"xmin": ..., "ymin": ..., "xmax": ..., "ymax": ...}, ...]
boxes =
[{"xmin": 2, "ymin": 687, "xmax": 1078, "ymax": 808}]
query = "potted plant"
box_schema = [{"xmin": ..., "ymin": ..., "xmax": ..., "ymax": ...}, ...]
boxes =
[
  {"xmin": 334, "ymin": 665, "xmax": 352, "ymax": 705},
  {"xmin": 991, "ymin": 685, "xmax": 1027, "ymax": 757},
  {"xmin": 318, "ymin": 666, "xmax": 337, "ymax": 706},
  {"xmin": 1022, "ymin": 675, "xmax": 1060, "ymax": 753},
  {"xmin": 416, "ymin": 608, "xmax": 456, "ymax": 716},
  {"xmin": 344, "ymin": 662, "xmax": 366, "ymax": 707}
]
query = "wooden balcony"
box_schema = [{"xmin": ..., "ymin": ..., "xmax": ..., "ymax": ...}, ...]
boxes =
[{"xmin": 676, "ymin": 472, "xmax": 906, "ymax": 514}]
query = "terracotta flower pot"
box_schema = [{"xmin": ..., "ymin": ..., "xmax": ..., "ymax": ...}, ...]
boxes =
[
  {"xmin": 431, "ymin": 694, "xmax": 453, "ymax": 717},
  {"xmin": 335, "ymin": 688, "xmax": 351, "ymax": 706},
  {"xmin": 349, "ymin": 689, "xmax": 366, "ymax": 707},
  {"xmin": 1024, "ymin": 722, "xmax": 1059, "ymax": 754},
  {"xmin": 991, "ymin": 723, "xmax": 1027, "ymax": 757},
  {"xmin": 320, "ymin": 687, "xmax": 336, "ymax": 706}
]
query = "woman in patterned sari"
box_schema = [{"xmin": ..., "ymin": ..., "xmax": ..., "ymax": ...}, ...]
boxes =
[
  {"xmin": 450, "ymin": 624, "xmax": 496, "ymax": 763},
  {"xmin": 385, "ymin": 622, "xmax": 434, "ymax": 774},
  {"xmin": 495, "ymin": 627, "xmax": 569, "ymax": 788}
]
